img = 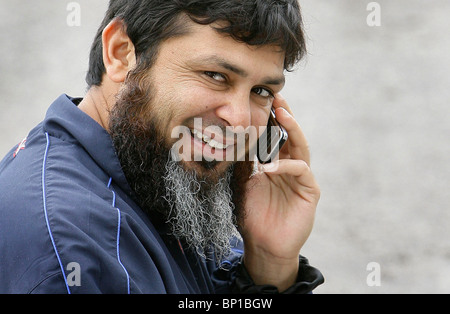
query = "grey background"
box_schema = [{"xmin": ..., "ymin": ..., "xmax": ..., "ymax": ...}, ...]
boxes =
[{"xmin": 1, "ymin": 1, "xmax": 449, "ymax": 293}]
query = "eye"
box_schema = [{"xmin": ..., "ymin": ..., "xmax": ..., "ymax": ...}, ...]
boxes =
[
  {"xmin": 204, "ymin": 71, "xmax": 227, "ymax": 82},
  {"xmin": 253, "ymin": 87, "xmax": 274, "ymax": 98}
]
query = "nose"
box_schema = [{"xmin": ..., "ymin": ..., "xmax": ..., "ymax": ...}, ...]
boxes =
[{"xmin": 214, "ymin": 90, "xmax": 252, "ymax": 131}]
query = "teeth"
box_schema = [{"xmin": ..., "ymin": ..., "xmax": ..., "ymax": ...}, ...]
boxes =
[
  {"xmin": 209, "ymin": 139, "xmax": 222, "ymax": 149},
  {"xmin": 192, "ymin": 129, "xmax": 229, "ymax": 150}
]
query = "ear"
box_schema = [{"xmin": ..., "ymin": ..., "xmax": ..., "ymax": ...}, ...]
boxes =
[{"xmin": 102, "ymin": 18, "xmax": 136, "ymax": 83}]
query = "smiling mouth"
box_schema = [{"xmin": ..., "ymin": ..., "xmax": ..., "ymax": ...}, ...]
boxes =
[{"xmin": 190, "ymin": 129, "xmax": 232, "ymax": 150}]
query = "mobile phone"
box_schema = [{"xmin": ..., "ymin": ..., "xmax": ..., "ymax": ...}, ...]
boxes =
[{"xmin": 257, "ymin": 108, "xmax": 288, "ymax": 164}]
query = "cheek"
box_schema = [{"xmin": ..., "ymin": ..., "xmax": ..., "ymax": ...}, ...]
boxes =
[
  {"xmin": 152, "ymin": 85, "xmax": 205, "ymax": 141},
  {"xmin": 251, "ymin": 107, "xmax": 271, "ymax": 133},
  {"xmin": 152, "ymin": 77, "xmax": 271, "ymax": 140},
  {"xmin": 166, "ymin": 87, "xmax": 218, "ymax": 122}
]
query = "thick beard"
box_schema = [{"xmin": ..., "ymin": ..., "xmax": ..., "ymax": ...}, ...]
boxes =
[
  {"xmin": 108, "ymin": 71, "xmax": 253, "ymax": 261},
  {"xmin": 163, "ymin": 158, "xmax": 241, "ymax": 260}
]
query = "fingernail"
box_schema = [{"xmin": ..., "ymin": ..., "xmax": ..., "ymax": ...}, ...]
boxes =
[
  {"xmin": 280, "ymin": 107, "xmax": 291, "ymax": 117},
  {"xmin": 276, "ymin": 93, "xmax": 285, "ymax": 101}
]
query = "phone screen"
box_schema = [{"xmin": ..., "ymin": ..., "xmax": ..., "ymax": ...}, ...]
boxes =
[{"xmin": 257, "ymin": 109, "xmax": 288, "ymax": 164}]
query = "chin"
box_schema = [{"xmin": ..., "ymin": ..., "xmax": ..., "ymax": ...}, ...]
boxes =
[{"xmin": 180, "ymin": 159, "xmax": 234, "ymax": 183}]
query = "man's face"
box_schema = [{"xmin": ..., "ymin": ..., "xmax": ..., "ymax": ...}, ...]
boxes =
[
  {"xmin": 148, "ymin": 21, "xmax": 286, "ymax": 177},
  {"xmin": 109, "ymin": 20, "xmax": 286, "ymax": 257}
]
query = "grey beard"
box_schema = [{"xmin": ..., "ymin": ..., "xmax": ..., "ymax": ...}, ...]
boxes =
[{"xmin": 163, "ymin": 157, "xmax": 241, "ymax": 261}]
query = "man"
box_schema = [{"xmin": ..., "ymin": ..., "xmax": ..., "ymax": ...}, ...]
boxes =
[{"xmin": 0, "ymin": 0, "xmax": 324, "ymax": 294}]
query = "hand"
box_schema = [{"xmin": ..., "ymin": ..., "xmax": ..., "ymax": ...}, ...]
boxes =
[{"xmin": 240, "ymin": 94, "xmax": 321, "ymax": 292}]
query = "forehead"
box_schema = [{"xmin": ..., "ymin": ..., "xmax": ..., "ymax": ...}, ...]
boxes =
[{"xmin": 158, "ymin": 20, "xmax": 286, "ymax": 76}]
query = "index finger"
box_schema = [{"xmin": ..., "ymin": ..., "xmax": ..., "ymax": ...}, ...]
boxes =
[
  {"xmin": 272, "ymin": 94, "xmax": 311, "ymax": 166},
  {"xmin": 272, "ymin": 93, "xmax": 295, "ymax": 116}
]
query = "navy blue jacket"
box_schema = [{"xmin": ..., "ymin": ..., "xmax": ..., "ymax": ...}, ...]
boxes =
[{"xmin": 0, "ymin": 95, "xmax": 323, "ymax": 294}]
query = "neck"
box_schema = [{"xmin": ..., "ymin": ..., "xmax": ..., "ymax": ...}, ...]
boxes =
[{"xmin": 78, "ymin": 85, "xmax": 115, "ymax": 130}]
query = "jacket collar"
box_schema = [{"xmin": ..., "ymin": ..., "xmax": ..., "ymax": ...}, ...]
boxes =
[{"xmin": 43, "ymin": 94, "xmax": 133, "ymax": 196}]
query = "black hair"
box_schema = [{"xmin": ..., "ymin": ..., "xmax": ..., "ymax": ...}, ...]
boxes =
[{"xmin": 86, "ymin": 0, "xmax": 307, "ymax": 88}]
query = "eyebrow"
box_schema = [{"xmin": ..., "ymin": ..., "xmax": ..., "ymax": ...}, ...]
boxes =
[{"xmin": 191, "ymin": 55, "xmax": 286, "ymax": 87}]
